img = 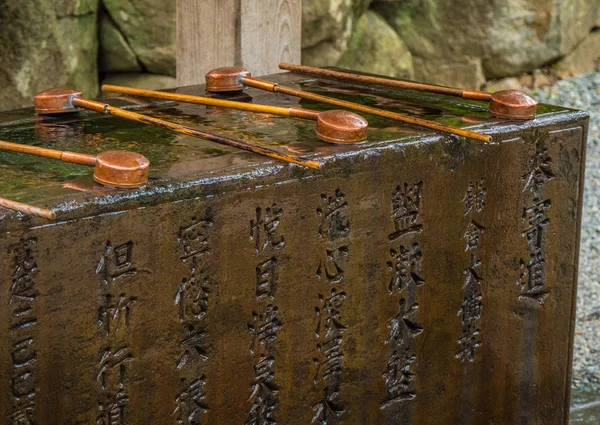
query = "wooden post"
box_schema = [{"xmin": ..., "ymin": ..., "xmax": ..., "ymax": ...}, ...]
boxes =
[{"xmin": 176, "ymin": 0, "xmax": 301, "ymax": 86}]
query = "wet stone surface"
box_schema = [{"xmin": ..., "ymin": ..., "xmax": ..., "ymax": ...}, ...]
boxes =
[
  {"xmin": 0, "ymin": 72, "xmax": 562, "ymax": 208},
  {"xmin": 537, "ymin": 72, "xmax": 600, "ymax": 395},
  {"xmin": 0, "ymin": 71, "xmax": 588, "ymax": 424},
  {"xmin": 570, "ymin": 389, "xmax": 600, "ymax": 424},
  {"xmin": 536, "ymin": 72, "xmax": 600, "ymax": 424}
]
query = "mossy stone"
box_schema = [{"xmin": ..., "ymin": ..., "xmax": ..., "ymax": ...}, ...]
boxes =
[
  {"xmin": 103, "ymin": 0, "xmax": 175, "ymax": 76},
  {"xmin": 0, "ymin": 0, "xmax": 99, "ymax": 111},
  {"xmin": 99, "ymin": 12, "xmax": 142, "ymax": 73},
  {"xmin": 338, "ymin": 10, "xmax": 413, "ymax": 79}
]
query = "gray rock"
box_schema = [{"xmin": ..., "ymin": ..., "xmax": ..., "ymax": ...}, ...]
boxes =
[
  {"xmin": 372, "ymin": 0, "xmax": 597, "ymax": 80},
  {"xmin": 338, "ymin": 11, "xmax": 413, "ymax": 79},
  {"xmin": 353, "ymin": 0, "xmax": 374, "ymax": 18},
  {"xmin": 302, "ymin": 0, "xmax": 355, "ymax": 66},
  {"xmin": 303, "ymin": 43, "xmax": 348, "ymax": 68},
  {"xmin": 555, "ymin": 30, "xmax": 600, "ymax": 78},
  {"xmin": 55, "ymin": 0, "xmax": 97, "ymax": 16},
  {"xmin": 532, "ymin": 69, "xmax": 555, "ymax": 89},
  {"xmin": 483, "ymin": 77, "xmax": 524, "ymax": 93},
  {"xmin": 99, "ymin": 11, "xmax": 142, "ymax": 73},
  {"xmin": 0, "ymin": 0, "xmax": 99, "ymax": 111},
  {"xmin": 101, "ymin": 73, "xmax": 177, "ymax": 91},
  {"xmin": 413, "ymin": 56, "xmax": 485, "ymax": 90},
  {"xmin": 520, "ymin": 73, "xmax": 535, "ymax": 88},
  {"xmin": 103, "ymin": 0, "xmax": 175, "ymax": 76}
]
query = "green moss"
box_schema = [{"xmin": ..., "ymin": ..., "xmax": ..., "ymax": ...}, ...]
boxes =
[
  {"xmin": 338, "ymin": 11, "xmax": 413, "ymax": 79},
  {"xmin": 352, "ymin": 0, "xmax": 373, "ymax": 19},
  {"xmin": 0, "ymin": 72, "xmax": 570, "ymax": 204}
]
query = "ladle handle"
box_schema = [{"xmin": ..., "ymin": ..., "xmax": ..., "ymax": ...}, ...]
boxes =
[
  {"xmin": 101, "ymin": 84, "xmax": 321, "ymax": 120},
  {"xmin": 72, "ymin": 97, "xmax": 323, "ymax": 170},
  {"xmin": 278, "ymin": 62, "xmax": 494, "ymax": 101},
  {"xmin": 289, "ymin": 108, "xmax": 319, "ymax": 120},
  {"xmin": 462, "ymin": 90, "xmax": 493, "ymax": 101},
  {"xmin": 0, "ymin": 139, "xmax": 96, "ymax": 166},
  {"xmin": 0, "ymin": 197, "xmax": 56, "ymax": 220},
  {"xmin": 0, "ymin": 139, "xmax": 63, "ymax": 160},
  {"xmin": 241, "ymin": 78, "xmax": 491, "ymax": 143}
]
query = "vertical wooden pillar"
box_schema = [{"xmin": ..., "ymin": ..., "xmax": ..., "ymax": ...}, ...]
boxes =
[{"xmin": 177, "ymin": 0, "xmax": 301, "ymax": 86}]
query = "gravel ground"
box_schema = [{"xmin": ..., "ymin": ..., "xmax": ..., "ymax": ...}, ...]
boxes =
[{"xmin": 536, "ymin": 73, "xmax": 600, "ymax": 392}]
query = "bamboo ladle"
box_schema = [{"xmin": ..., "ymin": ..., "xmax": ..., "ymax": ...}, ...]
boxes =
[
  {"xmin": 101, "ymin": 84, "xmax": 368, "ymax": 145},
  {"xmin": 34, "ymin": 88, "xmax": 323, "ymax": 170},
  {"xmin": 0, "ymin": 137, "xmax": 151, "ymax": 220},
  {"xmin": 205, "ymin": 67, "xmax": 491, "ymax": 142},
  {"xmin": 0, "ymin": 139, "xmax": 150, "ymax": 188},
  {"xmin": 279, "ymin": 62, "xmax": 538, "ymax": 120}
]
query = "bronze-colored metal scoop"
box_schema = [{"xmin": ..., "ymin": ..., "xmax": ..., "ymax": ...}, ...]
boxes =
[
  {"xmin": 205, "ymin": 67, "xmax": 491, "ymax": 142},
  {"xmin": 0, "ymin": 139, "xmax": 149, "ymax": 188},
  {"xmin": 279, "ymin": 62, "xmax": 538, "ymax": 120},
  {"xmin": 101, "ymin": 84, "xmax": 368, "ymax": 144},
  {"xmin": 34, "ymin": 88, "xmax": 323, "ymax": 169}
]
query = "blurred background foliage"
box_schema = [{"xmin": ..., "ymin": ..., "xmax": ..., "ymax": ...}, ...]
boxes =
[{"xmin": 0, "ymin": 0, "xmax": 600, "ymax": 111}]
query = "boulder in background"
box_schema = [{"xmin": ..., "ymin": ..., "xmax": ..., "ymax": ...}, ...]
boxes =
[
  {"xmin": 1, "ymin": 0, "xmax": 600, "ymax": 112},
  {"xmin": 353, "ymin": 0, "xmax": 374, "ymax": 18},
  {"xmin": 413, "ymin": 56, "xmax": 485, "ymax": 91},
  {"xmin": 338, "ymin": 10, "xmax": 413, "ymax": 79},
  {"xmin": 99, "ymin": 11, "xmax": 142, "ymax": 73},
  {"xmin": 102, "ymin": 0, "xmax": 175, "ymax": 76},
  {"xmin": 302, "ymin": 0, "xmax": 356, "ymax": 66},
  {"xmin": 372, "ymin": 0, "xmax": 597, "ymax": 84},
  {"xmin": 101, "ymin": 73, "xmax": 177, "ymax": 91},
  {"xmin": 0, "ymin": 0, "xmax": 99, "ymax": 111},
  {"xmin": 555, "ymin": 30, "xmax": 600, "ymax": 78}
]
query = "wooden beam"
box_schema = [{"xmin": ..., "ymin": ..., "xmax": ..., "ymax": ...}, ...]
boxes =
[
  {"xmin": 176, "ymin": 0, "xmax": 239, "ymax": 86},
  {"xmin": 176, "ymin": 0, "xmax": 301, "ymax": 86},
  {"xmin": 239, "ymin": 0, "xmax": 302, "ymax": 77}
]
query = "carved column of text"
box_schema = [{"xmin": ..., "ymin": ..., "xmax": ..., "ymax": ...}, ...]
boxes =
[
  {"xmin": 95, "ymin": 241, "xmax": 149, "ymax": 425},
  {"xmin": 517, "ymin": 143, "xmax": 555, "ymax": 304},
  {"xmin": 247, "ymin": 204, "xmax": 285, "ymax": 425},
  {"xmin": 457, "ymin": 180, "xmax": 487, "ymax": 363},
  {"xmin": 312, "ymin": 189, "xmax": 350, "ymax": 424},
  {"xmin": 382, "ymin": 182, "xmax": 425, "ymax": 408},
  {"xmin": 7, "ymin": 238, "xmax": 39, "ymax": 425},
  {"xmin": 174, "ymin": 211, "xmax": 214, "ymax": 424}
]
